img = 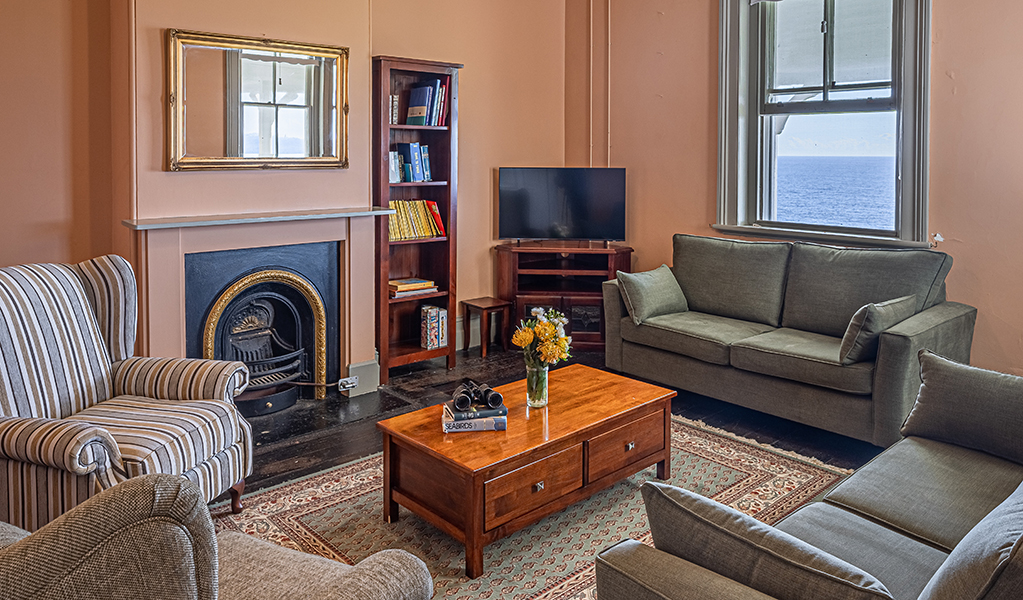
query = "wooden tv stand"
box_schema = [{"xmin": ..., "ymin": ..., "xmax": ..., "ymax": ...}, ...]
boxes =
[{"xmin": 494, "ymin": 241, "xmax": 633, "ymax": 350}]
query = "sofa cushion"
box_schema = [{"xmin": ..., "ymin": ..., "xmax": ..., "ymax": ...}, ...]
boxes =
[
  {"xmin": 782, "ymin": 242, "xmax": 952, "ymax": 337},
  {"xmin": 839, "ymin": 295, "xmax": 917, "ymax": 365},
  {"xmin": 918, "ymin": 481, "xmax": 1023, "ymax": 600},
  {"xmin": 730, "ymin": 328, "xmax": 875, "ymax": 394},
  {"xmin": 642, "ymin": 482, "xmax": 894, "ymax": 600},
  {"xmin": 777, "ymin": 502, "xmax": 949, "ymax": 600},
  {"xmin": 825, "ymin": 437, "xmax": 1023, "ymax": 552},
  {"xmin": 68, "ymin": 395, "xmax": 242, "ymax": 477},
  {"xmin": 671, "ymin": 234, "xmax": 791, "ymax": 327},
  {"xmin": 620, "ymin": 312, "xmax": 775, "ymax": 366},
  {"xmin": 903, "ymin": 350, "xmax": 1023, "ymax": 465},
  {"xmin": 617, "ymin": 265, "xmax": 688, "ymax": 325}
]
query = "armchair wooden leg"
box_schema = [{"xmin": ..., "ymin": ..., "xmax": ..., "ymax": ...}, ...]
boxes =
[{"xmin": 229, "ymin": 480, "xmax": 245, "ymax": 514}]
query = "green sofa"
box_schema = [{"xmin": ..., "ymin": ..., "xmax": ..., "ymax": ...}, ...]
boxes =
[
  {"xmin": 597, "ymin": 350, "xmax": 1023, "ymax": 600},
  {"xmin": 603, "ymin": 234, "xmax": 978, "ymax": 446}
]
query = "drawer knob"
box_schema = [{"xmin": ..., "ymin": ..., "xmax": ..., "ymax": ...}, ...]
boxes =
[
  {"xmin": 266, "ymin": 402, "xmax": 273, "ymax": 409},
  {"xmin": 534, "ymin": 481, "xmax": 545, "ymax": 492},
  {"xmin": 625, "ymin": 441, "xmax": 635, "ymax": 452}
]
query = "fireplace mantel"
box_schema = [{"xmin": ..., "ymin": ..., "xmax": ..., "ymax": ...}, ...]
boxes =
[{"xmin": 123, "ymin": 206, "xmax": 393, "ymax": 231}]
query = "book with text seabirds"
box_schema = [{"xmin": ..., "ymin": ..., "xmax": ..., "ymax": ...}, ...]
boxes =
[
  {"xmin": 442, "ymin": 401, "xmax": 508, "ymax": 421},
  {"xmin": 441, "ymin": 414, "xmax": 507, "ymax": 433}
]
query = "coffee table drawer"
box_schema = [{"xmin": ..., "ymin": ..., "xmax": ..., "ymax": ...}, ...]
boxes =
[
  {"xmin": 485, "ymin": 444, "xmax": 583, "ymax": 530},
  {"xmin": 587, "ymin": 410, "xmax": 665, "ymax": 482}
]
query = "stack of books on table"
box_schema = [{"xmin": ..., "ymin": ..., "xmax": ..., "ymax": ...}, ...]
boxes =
[
  {"xmin": 389, "ymin": 277, "xmax": 437, "ymax": 299},
  {"xmin": 441, "ymin": 400, "xmax": 508, "ymax": 433}
]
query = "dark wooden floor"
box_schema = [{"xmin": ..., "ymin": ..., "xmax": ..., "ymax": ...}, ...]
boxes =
[{"xmin": 241, "ymin": 345, "xmax": 884, "ymax": 493}]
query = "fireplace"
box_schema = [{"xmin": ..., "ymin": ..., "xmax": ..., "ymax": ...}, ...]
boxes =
[{"xmin": 185, "ymin": 243, "xmax": 340, "ymax": 417}]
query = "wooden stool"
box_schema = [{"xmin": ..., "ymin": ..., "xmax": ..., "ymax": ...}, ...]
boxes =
[{"xmin": 461, "ymin": 297, "xmax": 512, "ymax": 358}]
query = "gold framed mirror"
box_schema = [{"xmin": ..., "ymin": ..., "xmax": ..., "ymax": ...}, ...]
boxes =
[{"xmin": 167, "ymin": 29, "xmax": 349, "ymax": 171}]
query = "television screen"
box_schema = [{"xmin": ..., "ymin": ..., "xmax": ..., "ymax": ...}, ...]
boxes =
[{"xmin": 498, "ymin": 167, "xmax": 626, "ymax": 241}]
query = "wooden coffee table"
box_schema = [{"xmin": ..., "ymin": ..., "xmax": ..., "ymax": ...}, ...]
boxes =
[{"xmin": 377, "ymin": 364, "xmax": 675, "ymax": 578}]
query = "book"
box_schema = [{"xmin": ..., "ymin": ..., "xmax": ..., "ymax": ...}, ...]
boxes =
[
  {"xmin": 436, "ymin": 83, "xmax": 447, "ymax": 127},
  {"xmin": 406, "ymin": 85, "xmax": 432, "ymax": 125},
  {"xmin": 425, "ymin": 200, "xmax": 446, "ymax": 236},
  {"xmin": 442, "ymin": 415, "xmax": 507, "ymax": 433},
  {"xmin": 443, "ymin": 400, "xmax": 508, "ymax": 421},
  {"xmin": 389, "ymin": 94, "xmax": 399, "ymax": 124},
  {"xmin": 389, "ymin": 277, "xmax": 435, "ymax": 291},
  {"xmin": 415, "ymin": 200, "xmax": 436, "ymax": 236},
  {"xmin": 421, "ymin": 79, "xmax": 442, "ymax": 126},
  {"xmin": 402, "ymin": 163, "xmax": 412, "ymax": 183},
  {"xmin": 388, "ymin": 151, "xmax": 401, "ymax": 183},
  {"xmin": 395, "ymin": 142, "xmax": 424, "ymax": 182},
  {"xmin": 438, "ymin": 307, "xmax": 448, "ymax": 347},
  {"xmin": 421, "ymin": 305, "xmax": 441, "ymax": 349},
  {"xmin": 420, "ymin": 146, "xmax": 432, "ymax": 181},
  {"xmin": 391, "ymin": 287, "xmax": 437, "ymax": 298}
]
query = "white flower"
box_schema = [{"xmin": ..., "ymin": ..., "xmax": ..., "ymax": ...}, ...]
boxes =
[
  {"xmin": 565, "ymin": 336, "xmax": 573, "ymax": 346},
  {"xmin": 556, "ymin": 324, "xmax": 566, "ymax": 337},
  {"xmin": 531, "ymin": 307, "xmax": 544, "ymax": 317},
  {"xmin": 558, "ymin": 316, "xmax": 568, "ymax": 326}
]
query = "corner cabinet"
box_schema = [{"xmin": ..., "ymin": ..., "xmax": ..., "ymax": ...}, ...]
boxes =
[
  {"xmin": 495, "ymin": 242, "xmax": 633, "ymax": 351},
  {"xmin": 373, "ymin": 56, "xmax": 462, "ymax": 384}
]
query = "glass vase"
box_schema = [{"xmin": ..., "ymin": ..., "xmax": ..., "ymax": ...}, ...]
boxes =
[{"xmin": 526, "ymin": 363, "xmax": 549, "ymax": 408}]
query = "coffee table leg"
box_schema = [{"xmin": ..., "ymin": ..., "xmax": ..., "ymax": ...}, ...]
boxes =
[
  {"xmin": 465, "ymin": 475, "xmax": 485, "ymax": 578},
  {"xmin": 656, "ymin": 401, "xmax": 672, "ymax": 480},
  {"xmin": 382, "ymin": 434, "xmax": 399, "ymax": 522}
]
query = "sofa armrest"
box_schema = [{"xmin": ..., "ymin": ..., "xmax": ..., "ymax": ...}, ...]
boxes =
[
  {"xmin": 112, "ymin": 356, "xmax": 249, "ymax": 403},
  {"xmin": 0, "ymin": 474, "xmax": 218, "ymax": 600},
  {"xmin": 871, "ymin": 301, "xmax": 978, "ymax": 446},
  {"xmin": 0, "ymin": 416, "xmax": 120, "ymax": 483},
  {"xmin": 597, "ymin": 539, "xmax": 779, "ymax": 600},
  {"xmin": 604, "ymin": 279, "xmax": 628, "ymax": 371},
  {"xmin": 218, "ymin": 530, "xmax": 434, "ymax": 600}
]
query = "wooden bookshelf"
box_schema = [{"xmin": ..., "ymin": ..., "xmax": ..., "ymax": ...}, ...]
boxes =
[{"xmin": 373, "ymin": 56, "xmax": 462, "ymax": 384}]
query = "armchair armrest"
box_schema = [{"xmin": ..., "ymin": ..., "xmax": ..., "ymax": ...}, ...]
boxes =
[
  {"xmin": 0, "ymin": 416, "xmax": 120, "ymax": 484},
  {"xmin": 112, "ymin": 356, "xmax": 249, "ymax": 403},
  {"xmin": 872, "ymin": 301, "xmax": 978, "ymax": 446},
  {"xmin": 0, "ymin": 474, "xmax": 217, "ymax": 600},
  {"xmin": 218, "ymin": 530, "xmax": 434, "ymax": 600},
  {"xmin": 603, "ymin": 279, "xmax": 628, "ymax": 371},
  {"xmin": 597, "ymin": 539, "xmax": 779, "ymax": 600}
]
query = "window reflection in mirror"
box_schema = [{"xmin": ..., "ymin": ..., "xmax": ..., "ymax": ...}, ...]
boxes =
[{"xmin": 168, "ymin": 29, "xmax": 348, "ymax": 170}]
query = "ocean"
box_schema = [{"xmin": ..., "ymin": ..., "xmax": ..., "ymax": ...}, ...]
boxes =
[{"xmin": 775, "ymin": 156, "xmax": 896, "ymax": 231}]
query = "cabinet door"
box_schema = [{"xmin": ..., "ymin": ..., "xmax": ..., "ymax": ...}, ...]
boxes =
[
  {"xmin": 516, "ymin": 295, "xmax": 563, "ymax": 322},
  {"xmin": 562, "ymin": 296, "xmax": 604, "ymax": 347}
]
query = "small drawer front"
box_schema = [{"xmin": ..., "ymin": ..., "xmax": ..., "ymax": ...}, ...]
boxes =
[
  {"xmin": 485, "ymin": 444, "xmax": 583, "ymax": 531},
  {"xmin": 587, "ymin": 410, "xmax": 665, "ymax": 482}
]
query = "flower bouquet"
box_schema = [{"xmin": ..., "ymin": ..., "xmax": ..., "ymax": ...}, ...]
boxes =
[{"xmin": 511, "ymin": 307, "xmax": 572, "ymax": 407}]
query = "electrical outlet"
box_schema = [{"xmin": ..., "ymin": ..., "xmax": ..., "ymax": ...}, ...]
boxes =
[{"xmin": 338, "ymin": 376, "xmax": 359, "ymax": 391}]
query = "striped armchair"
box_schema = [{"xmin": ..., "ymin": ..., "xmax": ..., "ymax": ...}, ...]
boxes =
[{"xmin": 0, "ymin": 255, "xmax": 253, "ymax": 531}]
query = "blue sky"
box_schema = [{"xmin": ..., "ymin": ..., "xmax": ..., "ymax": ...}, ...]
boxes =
[{"xmin": 776, "ymin": 111, "xmax": 897, "ymax": 157}]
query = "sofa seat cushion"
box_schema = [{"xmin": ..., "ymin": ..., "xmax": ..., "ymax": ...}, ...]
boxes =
[
  {"xmin": 730, "ymin": 328, "xmax": 875, "ymax": 394},
  {"xmin": 67, "ymin": 395, "xmax": 242, "ymax": 478},
  {"xmin": 825, "ymin": 437, "xmax": 1023, "ymax": 552},
  {"xmin": 620, "ymin": 311, "xmax": 775, "ymax": 366},
  {"xmin": 777, "ymin": 502, "xmax": 949, "ymax": 600}
]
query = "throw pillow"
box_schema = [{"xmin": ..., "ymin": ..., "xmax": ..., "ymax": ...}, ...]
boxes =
[
  {"xmin": 901, "ymin": 350, "xmax": 1023, "ymax": 464},
  {"xmin": 642, "ymin": 482, "xmax": 893, "ymax": 600},
  {"xmin": 918, "ymin": 481, "xmax": 1023, "ymax": 600},
  {"xmin": 839, "ymin": 295, "xmax": 917, "ymax": 364},
  {"xmin": 616, "ymin": 265, "xmax": 688, "ymax": 326}
]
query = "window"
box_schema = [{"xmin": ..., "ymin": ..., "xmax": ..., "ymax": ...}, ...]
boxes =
[{"xmin": 717, "ymin": 0, "xmax": 931, "ymax": 246}]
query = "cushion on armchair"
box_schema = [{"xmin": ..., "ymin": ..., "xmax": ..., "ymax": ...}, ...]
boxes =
[
  {"xmin": 839, "ymin": 295, "xmax": 917, "ymax": 365},
  {"xmin": 616, "ymin": 265, "xmax": 688, "ymax": 325},
  {"xmin": 902, "ymin": 350, "xmax": 1023, "ymax": 464},
  {"xmin": 641, "ymin": 482, "xmax": 893, "ymax": 600}
]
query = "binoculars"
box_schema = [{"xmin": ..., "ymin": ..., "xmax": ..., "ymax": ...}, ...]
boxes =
[{"xmin": 452, "ymin": 380, "xmax": 504, "ymax": 411}]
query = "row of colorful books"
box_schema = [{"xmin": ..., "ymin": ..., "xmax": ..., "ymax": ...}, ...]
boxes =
[
  {"xmin": 406, "ymin": 77, "xmax": 450, "ymax": 127},
  {"xmin": 389, "ymin": 142, "xmax": 433, "ymax": 183},
  {"xmin": 388, "ymin": 277, "xmax": 437, "ymax": 299},
  {"xmin": 421, "ymin": 305, "xmax": 448, "ymax": 350},
  {"xmin": 441, "ymin": 400, "xmax": 508, "ymax": 433},
  {"xmin": 388, "ymin": 200, "xmax": 446, "ymax": 242}
]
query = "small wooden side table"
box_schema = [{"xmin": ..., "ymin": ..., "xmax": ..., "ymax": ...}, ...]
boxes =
[{"xmin": 460, "ymin": 297, "xmax": 512, "ymax": 358}]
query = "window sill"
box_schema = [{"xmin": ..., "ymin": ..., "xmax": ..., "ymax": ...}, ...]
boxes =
[{"xmin": 711, "ymin": 224, "xmax": 931, "ymax": 249}]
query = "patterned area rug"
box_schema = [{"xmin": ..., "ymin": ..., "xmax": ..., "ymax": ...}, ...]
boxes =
[{"xmin": 212, "ymin": 416, "xmax": 850, "ymax": 599}]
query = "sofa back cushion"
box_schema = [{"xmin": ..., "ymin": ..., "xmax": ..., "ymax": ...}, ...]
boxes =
[
  {"xmin": 0, "ymin": 263, "xmax": 113, "ymax": 419},
  {"xmin": 918, "ymin": 481, "xmax": 1023, "ymax": 600},
  {"xmin": 671, "ymin": 234, "xmax": 791, "ymax": 327},
  {"xmin": 902, "ymin": 350, "xmax": 1023, "ymax": 464},
  {"xmin": 781, "ymin": 243, "xmax": 952, "ymax": 337}
]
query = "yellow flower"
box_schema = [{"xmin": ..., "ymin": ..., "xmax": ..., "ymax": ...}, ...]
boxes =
[
  {"xmin": 538, "ymin": 340, "xmax": 562, "ymax": 363},
  {"xmin": 512, "ymin": 327, "xmax": 534, "ymax": 348},
  {"xmin": 534, "ymin": 320, "xmax": 557, "ymax": 343}
]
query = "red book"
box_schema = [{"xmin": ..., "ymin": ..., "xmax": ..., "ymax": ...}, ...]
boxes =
[
  {"xmin": 426, "ymin": 201, "xmax": 446, "ymax": 236},
  {"xmin": 438, "ymin": 76, "xmax": 451, "ymax": 126}
]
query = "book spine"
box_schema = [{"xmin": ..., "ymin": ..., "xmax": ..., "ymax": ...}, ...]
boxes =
[
  {"xmin": 406, "ymin": 86, "xmax": 431, "ymax": 125},
  {"xmin": 388, "ymin": 151, "xmax": 401, "ymax": 183},
  {"xmin": 436, "ymin": 85, "xmax": 447, "ymax": 127},
  {"xmin": 444, "ymin": 402, "xmax": 509, "ymax": 421},
  {"xmin": 409, "ymin": 142, "xmax": 424, "ymax": 182},
  {"xmin": 420, "ymin": 146, "xmax": 432, "ymax": 181},
  {"xmin": 439, "ymin": 307, "xmax": 448, "ymax": 347},
  {"xmin": 426, "ymin": 201, "xmax": 446, "ymax": 236},
  {"xmin": 442, "ymin": 417, "xmax": 507, "ymax": 433}
]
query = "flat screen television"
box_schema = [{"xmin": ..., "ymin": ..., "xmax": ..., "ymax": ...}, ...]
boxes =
[{"xmin": 498, "ymin": 167, "xmax": 626, "ymax": 241}]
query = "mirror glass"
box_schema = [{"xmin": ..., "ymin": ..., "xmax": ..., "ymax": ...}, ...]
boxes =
[{"xmin": 168, "ymin": 29, "xmax": 349, "ymax": 170}]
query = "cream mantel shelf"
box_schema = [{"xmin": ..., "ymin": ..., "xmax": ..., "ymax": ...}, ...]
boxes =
[{"xmin": 123, "ymin": 207, "xmax": 395, "ymax": 231}]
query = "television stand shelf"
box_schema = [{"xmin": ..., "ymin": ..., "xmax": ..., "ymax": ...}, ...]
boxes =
[{"xmin": 494, "ymin": 241, "xmax": 633, "ymax": 351}]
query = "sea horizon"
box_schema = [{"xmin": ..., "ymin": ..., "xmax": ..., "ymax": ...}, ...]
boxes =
[{"xmin": 774, "ymin": 155, "xmax": 896, "ymax": 231}]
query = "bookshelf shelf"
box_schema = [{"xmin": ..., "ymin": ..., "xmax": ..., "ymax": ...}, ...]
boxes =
[{"xmin": 374, "ymin": 56, "xmax": 462, "ymax": 384}]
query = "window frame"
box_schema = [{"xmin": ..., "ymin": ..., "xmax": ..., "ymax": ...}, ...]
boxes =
[{"xmin": 716, "ymin": 0, "xmax": 931, "ymax": 247}]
